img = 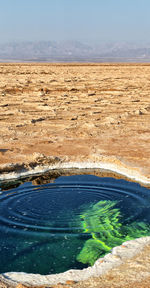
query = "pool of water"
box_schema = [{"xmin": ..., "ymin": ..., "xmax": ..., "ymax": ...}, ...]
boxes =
[{"xmin": 0, "ymin": 175, "xmax": 150, "ymax": 275}]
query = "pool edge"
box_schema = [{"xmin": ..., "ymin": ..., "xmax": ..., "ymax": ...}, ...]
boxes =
[{"xmin": 1, "ymin": 236, "xmax": 150, "ymax": 286}]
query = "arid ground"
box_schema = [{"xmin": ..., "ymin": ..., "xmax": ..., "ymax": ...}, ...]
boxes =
[
  {"xmin": 0, "ymin": 63, "xmax": 150, "ymax": 287},
  {"xmin": 0, "ymin": 63, "xmax": 150, "ymax": 176}
]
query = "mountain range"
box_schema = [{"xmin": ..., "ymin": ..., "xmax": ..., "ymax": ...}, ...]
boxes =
[{"xmin": 0, "ymin": 41, "xmax": 150, "ymax": 62}]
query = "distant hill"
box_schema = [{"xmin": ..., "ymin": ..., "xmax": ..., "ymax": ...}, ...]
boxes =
[{"xmin": 0, "ymin": 41, "xmax": 150, "ymax": 62}]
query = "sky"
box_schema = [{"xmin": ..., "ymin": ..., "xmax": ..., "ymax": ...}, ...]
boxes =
[{"xmin": 0, "ymin": 0, "xmax": 150, "ymax": 44}]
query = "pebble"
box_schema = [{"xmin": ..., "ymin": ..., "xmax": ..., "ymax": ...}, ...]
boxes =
[{"xmin": 65, "ymin": 280, "xmax": 76, "ymax": 285}]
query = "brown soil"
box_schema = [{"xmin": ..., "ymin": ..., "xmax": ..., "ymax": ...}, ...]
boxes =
[{"xmin": 0, "ymin": 63, "xmax": 150, "ymax": 177}]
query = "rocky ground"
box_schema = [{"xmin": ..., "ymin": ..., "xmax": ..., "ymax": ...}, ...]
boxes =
[
  {"xmin": 0, "ymin": 63, "xmax": 150, "ymax": 287},
  {"xmin": 0, "ymin": 63, "xmax": 150, "ymax": 177}
]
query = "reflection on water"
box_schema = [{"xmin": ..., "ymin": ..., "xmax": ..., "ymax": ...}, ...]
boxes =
[{"xmin": 0, "ymin": 175, "xmax": 150, "ymax": 274}]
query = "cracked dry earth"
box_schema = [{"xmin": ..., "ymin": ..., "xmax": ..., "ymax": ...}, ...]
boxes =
[
  {"xmin": 0, "ymin": 63, "xmax": 150, "ymax": 176},
  {"xmin": 0, "ymin": 63, "xmax": 150, "ymax": 287}
]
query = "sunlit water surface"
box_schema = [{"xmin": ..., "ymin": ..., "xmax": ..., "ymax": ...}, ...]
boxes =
[{"xmin": 0, "ymin": 175, "xmax": 150, "ymax": 274}]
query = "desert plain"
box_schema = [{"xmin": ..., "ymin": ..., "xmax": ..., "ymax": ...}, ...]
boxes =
[
  {"xmin": 0, "ymin": 63, "xmax": 150, "ymax": 179},
  {"xmin": 0, "ymin": 63, "xmax": 150, "ymax": 287}
]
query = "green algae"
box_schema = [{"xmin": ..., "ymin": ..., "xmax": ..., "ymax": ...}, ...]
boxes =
[{"xmin": 76, "ymin": 200, "xmax": 150, "ymax": 266}]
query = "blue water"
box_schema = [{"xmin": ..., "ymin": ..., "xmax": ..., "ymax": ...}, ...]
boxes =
[{"xmin": 0, "ymin": 175, "xmax": 150, "ymax": 274}]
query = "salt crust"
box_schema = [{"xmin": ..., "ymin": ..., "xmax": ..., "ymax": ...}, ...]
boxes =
[
  {"xmin": 2, "ymin": 237, "xmax": 150, "ymax": 286},
  {"xmin": 0, "ymin": 161, "xmax": 150, "ymax": 185}
]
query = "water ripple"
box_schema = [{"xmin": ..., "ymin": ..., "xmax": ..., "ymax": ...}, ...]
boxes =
[{"xmin": 0, "ymin": 175, "xmax": 150, "ymax": 274}]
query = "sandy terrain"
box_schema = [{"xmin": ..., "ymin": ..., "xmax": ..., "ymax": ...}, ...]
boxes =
[
  {"xmin": 0, "ymin": 63, "xmax": 150, "ymax": 287},
  {"xmin": 0, "ymin": 63, "xmax": 150, "ymax": 178}
]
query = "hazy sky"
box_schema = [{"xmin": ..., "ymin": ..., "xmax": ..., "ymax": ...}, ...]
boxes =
[{"xmin": 0, "ymin": 0, "xmax": 150, "ymax": 43}]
